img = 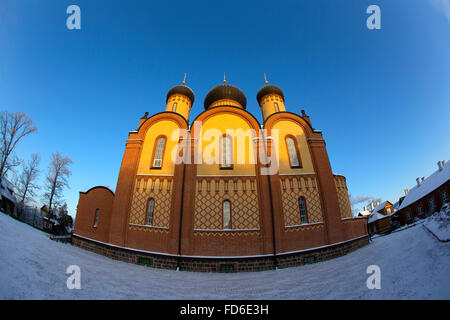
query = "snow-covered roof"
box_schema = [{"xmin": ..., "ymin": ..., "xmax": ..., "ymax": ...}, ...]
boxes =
[
  {"xmin": 368, "ymin": 211, "xmax": 391, "ymax": 224},
  {"xmin": 371, "ymin": 201, "xmax": 388, "ymax": 214},
  {"xmin": 358, "ymin": 210, "xmax": 371, "ymax": 217},
  {"xmin": 0, "ymin": 177, "xmax": 17, "ymax": 203},
  {"xmin": 398, "ymin": 160, "xmax": 450, "ymax": 210}
]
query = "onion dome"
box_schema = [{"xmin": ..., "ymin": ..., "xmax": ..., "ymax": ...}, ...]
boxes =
[
  {"xmin": 166, "ymin": 85, "xmax": 195, "ymax": 104},
  {"xmin": 256, "ymin": 84, "xmax": 284, "ymax": 103},
  {"xmin": 204, "ymin": 84, "xmax": 247, "ymax": 109}
]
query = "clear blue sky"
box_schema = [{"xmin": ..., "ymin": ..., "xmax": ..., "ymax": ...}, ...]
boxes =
[{"xmin": 1, "ymin": 0, "xmax": 449, "ymax": 217}]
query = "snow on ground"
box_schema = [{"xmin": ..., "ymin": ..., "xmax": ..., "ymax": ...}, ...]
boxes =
[
  {"xmin": 424, "ymin": 205, "xmax": 450, "ymax": 242},
  {"xmin": 0, "ymin": 212, "xmax": 449, "ymax": 300}
]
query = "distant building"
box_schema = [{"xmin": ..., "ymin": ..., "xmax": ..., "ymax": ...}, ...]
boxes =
[
  {"xmin": 395, "ymin": 160, "xmax": 449, "ymax": 225},
  {"xmin": 40, "ymin": 205, "xmax": 49, "ymax": 217},
  {"xmin": 367, "ymin": 201, "xmax": 395, "ymax": 234},
  {"xmin": 0, "ymin": 177, "xmax": 17, "ymax": 215}
]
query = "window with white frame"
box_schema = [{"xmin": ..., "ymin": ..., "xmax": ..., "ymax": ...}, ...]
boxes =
[{"xmin": 172, "ymin": 103, "xmax": 177, "ymax": 112}]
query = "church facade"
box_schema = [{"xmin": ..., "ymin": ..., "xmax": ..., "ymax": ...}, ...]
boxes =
[{"xmin": 73, "ymin": 79, "xmax": 368, "ymax": 272}]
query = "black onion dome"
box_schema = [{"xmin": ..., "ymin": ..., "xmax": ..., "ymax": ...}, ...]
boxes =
[
  {"xmin": 256, "ymin": 84, "xmax": 284, "ymax": 103},
  {"xmin": 166, "ymin": 85, "xmax": 195, "ymax": 104},
  {"xmin": 204, "ymin": 84, "xmax": 247, "ymax": 109}
]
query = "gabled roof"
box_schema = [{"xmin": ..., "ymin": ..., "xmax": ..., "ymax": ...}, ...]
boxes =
[
  {"xmin": 398, "ymin": 160, "xmax": 450, "ymax": 210},
  {"xmin": 368, "ymin": 211, "xmax": 392, "ymax": 224},
  {"xmin": 371, "ymin": 201, "xmax": 388, "ymax": 214},
  {"xmin": 358, "ymin": 210, "xmax": 371, "ymax": 217}
]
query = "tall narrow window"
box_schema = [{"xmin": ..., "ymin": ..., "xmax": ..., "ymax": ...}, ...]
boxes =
[
  {"xmin": 172, "ymin": 103, "xmax": 177, "ymax": 112},
  {"xmin": 274, "ymin": 102, "xmax": 280, "ymax": 112},
  {"xmin": 93, "ymin": 209, "xmax": 100, "ymax": 228},
  {"xmin": 223, "ymin": 200, "xmax": 231, "ymax": 229},
  {"xmin": 146, "ymin": 198, "xmax": 155, "ymax": 226},
  {"xmin": 417, "ymin": 204, "xmax": 423, "ymax": 216},
  {"xmin": 152, "ymin": 136, "xmax": 166, "ymax": 168},
  {"xmin": 286, "ymin": 136, "xmax": 301, "ymax": 168},
  {"xmin": 221, "ymin": 135, "xmax": 233, "ymax": 169},
  {"xmin": 440, "ymin": 188, "xmax": 448, "ymax": 203},
  {"xmin": 428, "ymin": 197, "xmax": 436, "ymax": 214},
  {"xmin": 299, "ymin": 197, "xmax": 308, "ymax": 224}
]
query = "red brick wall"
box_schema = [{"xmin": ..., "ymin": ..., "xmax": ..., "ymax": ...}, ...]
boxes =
[{"xmin": 73, "ymin": 187, "xmax": 114, "ymax": 242}]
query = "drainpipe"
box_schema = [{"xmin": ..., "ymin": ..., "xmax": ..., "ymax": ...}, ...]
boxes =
[
  {"xmin": 259, "ymin": 128, "xmax": 278, "ymax": 269},
  {"xmin": 176, "ymin": 135, "xmax": 191, "ymax": 270}
]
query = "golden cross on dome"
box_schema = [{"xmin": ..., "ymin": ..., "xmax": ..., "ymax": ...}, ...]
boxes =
[
  {"xmin": 223, "ymin": 72, "xmax": 226, "ymax": 84},
  {"xmin": 182, "ymin": 73, "xmax": 187, "ymax": 85},
  {"xmin": 264, "ymin": 73, "xmax": 268, "ymax": 85}
]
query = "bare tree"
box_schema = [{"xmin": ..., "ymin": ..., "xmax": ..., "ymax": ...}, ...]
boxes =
[
  {"xmin": 0, "ymin": 111, "xmax": 37, "ymax": 180},
  {"xmin": 43, "ymin": 152, "xmax": 73, "ymax": 216},
  {"xmin": 16, "ymin": 153, "xmax": 41, "ymax": 204}
]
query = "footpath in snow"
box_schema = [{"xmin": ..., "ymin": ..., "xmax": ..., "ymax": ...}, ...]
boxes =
[{"xmin": 0, "ymin": 212, "xmax": 449, "ymax": 299}]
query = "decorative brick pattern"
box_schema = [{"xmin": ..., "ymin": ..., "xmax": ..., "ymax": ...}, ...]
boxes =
[
  {"xmin": 194, "ymin": 177, "xmax": 260, "ymax": 230},
  {"xmin": 334, "ymin": 175, "xmax": 353, "ymax": 219},
  {"xmin": 194, "ymin": 230, "xmax": 260, "ymax": 237},
  {"xmin": 284, "ymin": 222, "xmax": 324, "ymax": 233},
  {"xmin": 280, "ymin": 175, "xmax": 323, "ymax": 226},
  {"xmin": 128, "ymin": 176, "xmax": 173, "ymax": 228}
]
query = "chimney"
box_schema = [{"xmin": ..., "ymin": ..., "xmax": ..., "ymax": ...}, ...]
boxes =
[
  {"xmin": 416, "ymin": 177, "xmax": 421, "ymax": 187},
  {"xmin": 364, "ymin": 205, "xmax": 367, "ymax": 211},
  {"xmin": 438, "ymin": 161, "xmax": 443, "ymax": 171},
  {"xmin": 404, "ymin": 188, "xmax": 409, "ymax": 195},
  {"xmin": 370, "ymin": 202, "xmax": 375, "ymax": 210}
]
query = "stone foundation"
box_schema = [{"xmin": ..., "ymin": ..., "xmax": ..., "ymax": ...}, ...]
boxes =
[{"xmin": 72, "ymin": 234, "xmax": 369, "ymax": 272}]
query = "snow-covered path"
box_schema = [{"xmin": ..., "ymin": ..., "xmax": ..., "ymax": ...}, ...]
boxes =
[{"xmin": 0, "ymin": 213, "xmax": 449, "ymax": 299}]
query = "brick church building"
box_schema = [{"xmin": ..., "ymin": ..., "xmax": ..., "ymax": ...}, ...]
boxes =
[{"xmin": 73, "ymin": 78, "xmax": 368, "ymax": 272}]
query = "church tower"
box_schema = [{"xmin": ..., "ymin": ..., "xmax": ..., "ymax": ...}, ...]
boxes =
[
  {"xmin": 165, "ymin": 75, "xmax": 195, "ymax": 121},
  {"xmin": 257, "ymin": 75, "xmax": 286, "ymax": 121}
]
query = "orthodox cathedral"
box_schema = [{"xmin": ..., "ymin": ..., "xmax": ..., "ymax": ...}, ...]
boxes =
[{"xmin": 73, "ymin": 77, "xmax": 368, "ymax": 272}]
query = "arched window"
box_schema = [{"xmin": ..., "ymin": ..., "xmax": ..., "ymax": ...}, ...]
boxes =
[
  {"xmin": 172, "ymin": 103, "xmax": 177, "ymax": 112},
  {"xmin": 286, "ymin": 136, "xmax": 302, "ymax": 168},
  {"xmin": 152, "ymin": 136, "xmax": 166, "ymax": 168},
  {"xmin": 146, "ymin": 198, "xmax": 155, "ymax": 226},
  {"xmin": 223, "ymin": 200, "xmax": 231, "ymax": 229},
  {"xmin": 274, "ymin": 102, "xmax": 280, "ymax": 112},
  {"xmin": 299, "ymin": 197, "xmax": 308, "ymax": 224},
  {"xmin": 93, "ymin": 208, "xmax": 100, "ymax": 228},
  {"xmin": 221, "ymin": 135, "xmax": 233, "ymax": 169}
]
